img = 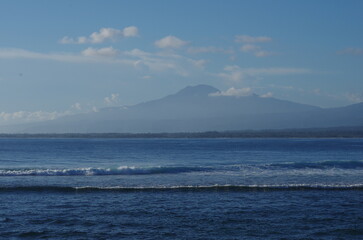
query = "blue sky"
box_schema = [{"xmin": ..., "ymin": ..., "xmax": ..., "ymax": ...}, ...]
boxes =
[{"xmin": 0, "ymin": 0, "xmax": 362, "ymax": 125}]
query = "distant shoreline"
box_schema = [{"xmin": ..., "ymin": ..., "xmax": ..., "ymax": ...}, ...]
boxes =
[{"xmin": 1, "ymin": 127, "xmax": 363, "ymax": 138}]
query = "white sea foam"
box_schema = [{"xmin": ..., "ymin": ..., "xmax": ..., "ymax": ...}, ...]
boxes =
[
  {"xmin": 1, "ymin": 161, "xmax": 362, "ymax": 177},
  {"xmin": 0, "ymin": 166, "xmax": 207, "ymax": 177}
]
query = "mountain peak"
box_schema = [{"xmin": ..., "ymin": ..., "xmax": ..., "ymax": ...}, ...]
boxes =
[{"xmin": 175, "ymin": 84, "xmax": 219, "ymax": 97}]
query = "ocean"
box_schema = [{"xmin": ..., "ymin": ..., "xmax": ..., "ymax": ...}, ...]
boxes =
[{"xmin": 0, "ymin": 138, "xmax": 362, "ymax": 239}]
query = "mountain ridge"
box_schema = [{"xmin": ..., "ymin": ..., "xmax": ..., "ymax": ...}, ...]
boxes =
[{"xmin": 0, "ymin": 85, "xmax": 362, "ymax": 133}]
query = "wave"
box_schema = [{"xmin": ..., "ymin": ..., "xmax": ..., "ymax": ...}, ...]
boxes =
[
  {"xmin": 268, "ymin": 160, "xmax": 363, "ymax": 170},
  {"xmin": 0, "ymin": 166, "xmax": 208, "ymax": 177},
  {"xmin": 1, "ymin": 160, "xmax": 362, "ymax": 177},
  {"xmin": 0, "ymin": 184, "xmax": 362, "ymax": 193}
]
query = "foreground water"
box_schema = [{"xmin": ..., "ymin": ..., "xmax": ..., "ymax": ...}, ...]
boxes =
[{"xmin": 0, "ymin": 138, "xmax": 362, "ymax": 239}]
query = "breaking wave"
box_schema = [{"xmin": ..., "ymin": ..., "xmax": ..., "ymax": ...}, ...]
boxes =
[
  {"xmin": 0, "ymin": 166, "xmax": 208, "ymax": 177},
  {"xmin": 0, "ymin": 160, "xmax": 362, "ymax": 177}
]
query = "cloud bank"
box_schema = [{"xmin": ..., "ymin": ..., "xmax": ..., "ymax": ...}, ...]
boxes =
[
  {"xmin": 104, "ymin": 93, "xmax": 120, "ymax": 105},
  {"xmin": 209, "ymin": 87, "xmax": 253, "ymax": 97},
  {"xmin": 0, "ymin": 110, "xmax": 70, "ymax": 125}
]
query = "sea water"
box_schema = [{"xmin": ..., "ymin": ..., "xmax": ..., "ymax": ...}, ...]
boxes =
[{"xmin": 0, "ymin": 138, "xmax": 362, "ymax": 239}]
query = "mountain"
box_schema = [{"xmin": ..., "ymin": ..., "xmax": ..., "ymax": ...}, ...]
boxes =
[{"xmin": 1, "ymin": 85, "xmax": 363, "ymax": 133}]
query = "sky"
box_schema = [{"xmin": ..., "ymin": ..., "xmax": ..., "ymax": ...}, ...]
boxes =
[{"xmin": 0, "ymin": 0, "xmax": 362, "ymax": 125}]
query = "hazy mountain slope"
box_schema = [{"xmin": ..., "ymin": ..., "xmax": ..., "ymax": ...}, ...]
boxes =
[
  {"xmin": 95, "ymin": 84, "xmax": 320, "ymax": 120},
  {"xmin": 1, "ymin": 85, "xmax": 362, "ymax": 133}
]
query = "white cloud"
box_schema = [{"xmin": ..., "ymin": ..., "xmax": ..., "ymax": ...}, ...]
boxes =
[
  {"xmin": 0, "ymin": 48, "xmax": 85, "ymax": 62},
  {"xmin": 337, "ymin": 48, "xmax": 363, "ymax": 55},
  {"xmin": 59, "ymin": 36, "xmax": 76, "ymax": 44},
  {"xmin": 0, "ymin": 110, "xmax": 70, "ymax": 125},
  {"xmin": 261, "ymin": 92, "xmax": 273, "ymax": 98},
  {"xmin": 122, "ymin": 26, "xmax": 139, "ymax": 37},
  {"xmin": 89, "ymin": 28, "xmax": 122, "ymax": 43},
  {"xmin": 124, "ymin": 48, "xmax": 201, "ymax": 76},
  {"xmin": 240, "ymin": 44, "xmax": 260, "ymax": 52},
  {"xmin": 240, "ymin": 44, "xmax": 275, "ymax": 57},
  {"xmin": 0, "ymin": 48, "xmax": 135, "ymax": 65},
  {"xmin": 125, "ymin": 48, "xmax": 151, "ymax": 58},
  {"xmin": 77, "ymin": 37, "xmax": 88, "ymax": 44},
  {"xmin": 0, "ymin": 102, "xmax": 108, "ymax": 126},
  {"xmin": 218, "ymin": 65, "xmax": 311, "ymax": 82},
  {"xmin": 189, "ymin": 59, "xmax": 207, "ymax": 68},
  {"xmin": 209, "ymin": 87, "xmax": 253, "ymax": 97},
  {"xmin": 104, "ymin": 93, "xmax": 120, "ymax": 105},
  {"xmin": 236, "ymin": 35, "xmax": 274, "ymax": 57},
  {"xmin": 0, "ymin": 47, "xmax": 199, "ymax": 76},
  {"xmin": 71, "ymin": 102, "xmax": 82, "ymax": 110},
  {"xmin": 60, "ymin": 26, "xmax": 138, "ymax": 44},
  {"xmin": 345, "ymin": 93, "xmax": 363, "ymax": 103},
  {"xmin": 235, "ymin": 35, "xmax": 272, "ymax": 43},
  {"xmin": 125, "ymin": 48, "xmax": 182, "ymax": 73},
  {"xmin": 155, "ymin": 36, "xmax": 188, "ymax": 49},
  {"xmin": 81, "ymin": 47, "xmax": 119, "ymax": 57},
  {"xmin": 0, "ymin": 47, "xmax": 204, "ymax": 77}
]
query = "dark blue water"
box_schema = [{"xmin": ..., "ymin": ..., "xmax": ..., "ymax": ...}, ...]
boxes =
[{"xmin": 0, "ymin": 138, "xmax": 362, "ymax": 239}]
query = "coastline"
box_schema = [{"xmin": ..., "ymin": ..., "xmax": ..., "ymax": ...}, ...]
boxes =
[{"xmin": 1, "ymin": 126, "xmax": 363, "ymax": 138}]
